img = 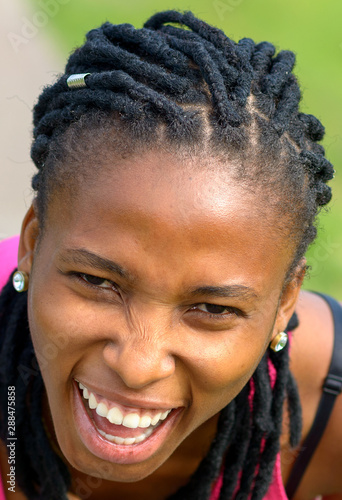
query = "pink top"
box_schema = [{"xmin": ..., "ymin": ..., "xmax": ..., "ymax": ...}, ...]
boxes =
[
  {"xmin": 210, "ymin": 451, "xmax": 288, "ymax": 500},
  {"xmin": 209, "ymin": 352, "xmax": 290, "ymax": 499},
  {"xmin": 0, "ymin": 236, "xmax": 300, "ymax": 500},
  {"xmin": 0, "ymin": 236, "xmax": 19, "ymax": 290}
]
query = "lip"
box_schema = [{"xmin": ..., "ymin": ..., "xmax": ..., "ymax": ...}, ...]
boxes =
[
  {"xmin": 75, "ymin": 378, "xmax": 181, "ymax": 411},
  {"xmin": 72, "ymin": 380, "xmax": 184, "ymax": 465}
]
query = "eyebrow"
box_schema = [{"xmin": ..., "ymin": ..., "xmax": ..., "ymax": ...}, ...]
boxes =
[
  {"xmin": 59, "ymin": 249, "xmax": 257, "ymax": 300},
  {"xmin": 188, "ymin": 285, "xmax": 258, "ymax": 300},
  {"xmin": 59, "ymin": 248, "xmax": 131, "ymax": 280}
]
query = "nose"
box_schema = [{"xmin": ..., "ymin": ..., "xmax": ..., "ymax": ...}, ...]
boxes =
[{"xmin": 102, "ymin": 312, "xmax": 176, "ymax": 389}]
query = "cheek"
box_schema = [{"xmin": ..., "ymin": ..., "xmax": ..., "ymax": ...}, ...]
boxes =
[
  {"xmin": 27, "ymin": 279, "xmax": 91, "ymax": 377},
  {"xmin": 179, "ymin": 331, "xmax": 268, "ymax": 424}
]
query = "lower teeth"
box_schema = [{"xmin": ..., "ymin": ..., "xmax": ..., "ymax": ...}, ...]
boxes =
[{"xmin": 97, "ymin": 426, "xmax": 154, "ymax": 445}]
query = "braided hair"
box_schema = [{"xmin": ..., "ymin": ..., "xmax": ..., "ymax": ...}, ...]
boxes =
[{"xmin": 0, "ymin": 10, "xmax": 334, "ymax": 500}]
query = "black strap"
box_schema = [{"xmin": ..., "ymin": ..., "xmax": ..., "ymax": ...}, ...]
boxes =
[{"xmin": 285, "ymin": 293, "xmax": 342, "ymax": 499}]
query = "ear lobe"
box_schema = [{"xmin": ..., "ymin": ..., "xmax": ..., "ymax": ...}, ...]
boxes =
[
  {"xmin": 271, "ymin": 259, "xmax": 306, "ymax": 339},
  {"xmin": 17, "ymin": 204, "xmax": 40, "ymax": 274}
]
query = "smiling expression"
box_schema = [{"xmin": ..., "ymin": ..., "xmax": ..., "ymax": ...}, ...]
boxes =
[{"xmin": 20, "ymin": 148, "xmax": 302, "ymax": 482}]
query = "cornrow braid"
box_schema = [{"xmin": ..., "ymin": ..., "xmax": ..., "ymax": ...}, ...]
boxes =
[{"xmin": 0, "ymin": 9, "xmax": 334, "ymax": 499}]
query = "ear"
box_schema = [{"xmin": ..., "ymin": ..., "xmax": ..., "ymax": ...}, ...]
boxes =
[
  {"xmin": 271, "ymin": 258, "xmax": 306, "ymax": 339},
  {"xmin": 17, "ymin": 203, "xmax": 40, "ymax": 275}
]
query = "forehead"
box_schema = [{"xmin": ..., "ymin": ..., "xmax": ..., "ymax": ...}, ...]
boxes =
[
  {"xmin": 55, "ymin": 148, "xmax": 263, "ymax": 217},
  {"xmin": 43, "ymin": 149, "xmax": 294, "ymax": 291},
  {"xmin": 48, "ymin": 149, "xmax": 270, "ymax": 239}
]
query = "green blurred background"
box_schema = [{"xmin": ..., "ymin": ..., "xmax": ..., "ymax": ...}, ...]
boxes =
[{"xmin": 27, "ymin": 0, "xmax": 342, "ymax": 298}]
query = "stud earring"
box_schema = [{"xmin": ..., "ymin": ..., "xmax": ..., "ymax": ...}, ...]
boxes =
[
  {"xmin": 12, "ymin": 271, "xmax": 29, "ymax": 292},
  {"xmin": 269, "ymin": 332, "xmax": 288, "ymax": 352}
]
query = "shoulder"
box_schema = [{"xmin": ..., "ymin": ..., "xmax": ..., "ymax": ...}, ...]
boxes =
[
  {"xmin": 0, "ymin": 236, "xmax": 19, "ymax": 291},
  {"xmin": 282, "ymin": 290, "xmax": 342, "ymax": 498},
  {"xmin": 289, "ymin": 290, "xmax": 334, "ymax": 408}
]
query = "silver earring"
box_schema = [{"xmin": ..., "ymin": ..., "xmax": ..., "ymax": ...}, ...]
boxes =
[
  {"xmin": 270, "ymin": 332, "xmax": 288, "ymax": 352},
  {"xmin": 12, "ymin": 271, "xmax": 29, "ymax": 292}
]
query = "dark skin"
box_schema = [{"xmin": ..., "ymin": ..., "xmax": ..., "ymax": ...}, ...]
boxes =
[{"xmin": 0, "ymin": 149, "xmax": 341, "ymax": 499}]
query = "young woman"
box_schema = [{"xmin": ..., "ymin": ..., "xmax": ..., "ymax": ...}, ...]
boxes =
[{"xmin": 0, "ymin": 10, "xmax": 341, "ymax": 500}]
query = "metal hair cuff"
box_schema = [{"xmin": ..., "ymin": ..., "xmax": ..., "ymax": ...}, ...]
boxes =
[{"xmin": 66, "ymin": 73, "xmax": 91, "ymax": 89}]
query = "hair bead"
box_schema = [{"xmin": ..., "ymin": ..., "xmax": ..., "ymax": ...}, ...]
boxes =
[{"xmin": 66, "ymin": 73, "xmax": 91, "ymax": 89}]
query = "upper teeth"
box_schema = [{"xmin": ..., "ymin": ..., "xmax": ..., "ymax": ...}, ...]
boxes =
[{"xmin": 78, "ymin": 382, "xmax": 172, "ymax": 429}]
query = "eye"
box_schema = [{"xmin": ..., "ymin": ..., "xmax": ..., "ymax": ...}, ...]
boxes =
[
  {"xmin": 79, "ymin": 273, "xmax": 117, "ymax": 290},
  {"xmin": 195, "ymin": 303, "xmax": 238, "ymax": 315}
]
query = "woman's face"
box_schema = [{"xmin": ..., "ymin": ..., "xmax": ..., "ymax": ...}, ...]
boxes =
[{"xmin": 20, "ymin": 148, "xmax": 302, "ymax": 482}]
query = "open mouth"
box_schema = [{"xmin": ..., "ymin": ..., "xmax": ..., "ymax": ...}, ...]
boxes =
[
  {"xmin": 77, "ymin": 380, "xmax": 173, "ymax": 445},
  {"xmin": 72, "ymin": 379, "xmax": 183, "ymax": 464}
]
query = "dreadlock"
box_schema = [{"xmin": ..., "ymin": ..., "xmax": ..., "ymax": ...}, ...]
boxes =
[{"xmin": 0, "ymin": 10, "xmax": 334, "ymax": 499}]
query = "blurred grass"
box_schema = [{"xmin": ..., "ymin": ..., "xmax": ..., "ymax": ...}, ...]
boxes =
[{"xmin": 29, "ymin": 0, "xmax": 342, "ymax": 298}]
